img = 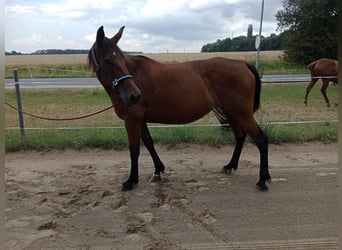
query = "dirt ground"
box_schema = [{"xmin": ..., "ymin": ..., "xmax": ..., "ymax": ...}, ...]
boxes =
[{"xmin": 5, "ymin": 142, "xmax": 338, "ymax": 249}]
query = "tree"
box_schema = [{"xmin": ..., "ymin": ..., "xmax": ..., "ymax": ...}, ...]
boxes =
[
  {"xmin": 247, "ymin": 24, "xmax": 253, "ymax": 38},
  {"xmin": 200, "ymin": 32, "xmax": 288, "ymax": 52},
  {"xmin": 276, "ymin": 0, "xmax": 338, "ymax": 64}
]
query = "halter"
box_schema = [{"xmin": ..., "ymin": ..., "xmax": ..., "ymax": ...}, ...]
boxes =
[{"xmin": 91, "ymin": 46, "xmax": 133, "ymax": 91}]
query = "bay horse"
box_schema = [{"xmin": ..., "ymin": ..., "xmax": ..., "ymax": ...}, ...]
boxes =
[
  {"xmin": 304, "ymin": 58, "xmax": 338, "ymax": 107},
  {"xmin": 88, "ymin": 26, "xmax": 271, "ymax": 191}
]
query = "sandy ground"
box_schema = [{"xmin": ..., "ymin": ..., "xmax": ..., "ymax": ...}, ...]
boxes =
[{"xmin": 5, "ymin": 142, "xmax": 338, "ymax": 249}]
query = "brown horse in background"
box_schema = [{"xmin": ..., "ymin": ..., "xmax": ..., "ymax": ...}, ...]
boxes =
[
  {"xmin": 88, "ymin": 26, "xmax": 271, "ymax": 191},
  {"xmin": 304, "ymin": 58, "xmax": 338, "ymax": 107}
]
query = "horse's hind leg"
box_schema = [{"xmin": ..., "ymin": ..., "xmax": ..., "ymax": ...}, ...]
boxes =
[
  {"xmin": 321, "ymin": 80, "xmax": 330, "ymax": 107},
  {"xmin": 304, "ymin": 79, "xmax": 318, "ymax": 105},
  {"xmin": 228, "ymin": 116, "xmax": 271, "ymax": 190},
  {"xmin": 253, "ymin": 127, "xmax": 270, "ymax": 190},
  {"xmin": 141, "ymin": 123, "xmax": 165, "ymax": 182},
  {"xmin": 222, "ymin": 122, "xmax": 247, "ymax": 173}
]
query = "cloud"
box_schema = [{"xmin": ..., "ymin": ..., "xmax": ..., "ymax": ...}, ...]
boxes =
[
  {"xmin": 13, "ymin": 33, "xmax": 49, "ymax": 48},
  {"xmin": 5, "ymin": 4, "xmax": 36, "ymax": 15},
  {"xmin": 5, "ymin": 0, "xmax": 283, "ymax": 53}
]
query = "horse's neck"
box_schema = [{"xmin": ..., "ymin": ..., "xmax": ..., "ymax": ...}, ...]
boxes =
[
  {"xmin": 125, "ymin": 55, "xmax": 157, "ymax": 74},
  {"xmin": 125, "ymin": 55, "xmax": 140, "ymax": 73}
]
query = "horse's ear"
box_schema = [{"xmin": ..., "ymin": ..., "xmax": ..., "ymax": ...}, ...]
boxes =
[
  {"xmin": 96, "ymin": 26, "xmax": 105, "ymax": 48},
  {"xmin": 111, "ymin": 26, "xmax": 125, "ymax": 44}
]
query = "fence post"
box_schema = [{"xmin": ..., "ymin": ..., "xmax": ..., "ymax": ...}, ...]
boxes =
[{"xmin": 13, "ymin": 69, "xmax": 25, "ymax": 139}]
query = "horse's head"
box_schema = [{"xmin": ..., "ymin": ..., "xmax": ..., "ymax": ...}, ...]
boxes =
[{"xmin": 88, "ymin": 26, "xmax": 141, "ymax": 107}]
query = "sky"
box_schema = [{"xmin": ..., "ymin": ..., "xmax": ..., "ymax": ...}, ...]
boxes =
[{"xmin": 5, "ymin": 0, "xmax": 284, "ymax": 54}]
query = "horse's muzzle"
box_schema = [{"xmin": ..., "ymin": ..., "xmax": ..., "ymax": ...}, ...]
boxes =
[
  {"xmin": 121, "ymin": 87, "xmax": 141, "ymax": 107},
  {"xmin": 129, "ymin": 92, "xmax": 141, "ymax": 105}
]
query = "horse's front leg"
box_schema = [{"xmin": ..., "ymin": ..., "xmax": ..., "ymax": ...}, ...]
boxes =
[
  {"xmin": 122, "ymin": 120, "xmax": 141, "ymax": 191},
  {"xmin": 121, "ymin": 145, "xmax": 140, "ymax": 191},
  {"xmin": 141, "ymin": 123, "xmax": 165, "ymax": 182}
]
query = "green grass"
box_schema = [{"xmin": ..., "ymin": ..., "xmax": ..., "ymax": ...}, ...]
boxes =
[
  {"xmin": 5, "ymin": 60, "xmax": 307, "ymax": 79},
  {"xmin": 5, "ymin": 64, "xmax": 93, "ymax": 79},
  {"xmin": 5, "ymin": 122, "xmax": 337, "ymax": 152},
  {"xmin": 261, "ymin": 122, "xmax": 338, "ymax": 144},
  {"xmin": 5, "ymin": 129, "xmax": 128, "ymax": 151},
  {"xmin": 5, "ymin": 74, "xmax": 338, "ymax": 151},
  {"xmin": 254, "ymin": 60, "xmax": 307, "ymax": 74}
]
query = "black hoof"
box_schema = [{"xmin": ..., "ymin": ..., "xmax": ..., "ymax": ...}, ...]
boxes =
[
  {"xmin": 256, "ymin": 178, "xmax": 271, "ymax": 191},
  {"xmin": 156, "ymin": 163, "xmax": 165, "ymax": 175},
  {"xmin": 222, "ymin": 165, "xmax": 237, "ymax": 175},
  {"xmin": 121, "ymin": 180, "xmax": 137, "ymax": 191},
  {"xmin": 151, "ymin": 174, "xmax": 161, "ymax": 183},
  {"xmin": 256, "ymin": 182, "xmax": 268, "ymax": 191}
]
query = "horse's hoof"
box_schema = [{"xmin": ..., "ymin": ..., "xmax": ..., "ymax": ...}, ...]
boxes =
[
  {"xmin": 151, "ymin": 174, "xmax": 161, "ymax": 183},
  {"xmin": 256, "ymin": 182, "xmax": 268, "ymax": 191},
  {"xmin": 256, "ymin": 178, "xmax": 271, "ymax": 191},
  {"xmin": 222, "ymin": 166, "xmax": 236, "ymax": 175},
  {"xmin": 121, "ymin": 181, "xmax": 137, "ymax": 191},
  {"xmin": 159, "ymin": 164, "xmax": 165, "ymax": 174}
]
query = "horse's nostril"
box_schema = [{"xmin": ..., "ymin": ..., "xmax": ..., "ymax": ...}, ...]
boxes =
[{"xmin": 130, "ymin": 93, "xmax": 140, "ymax": 103}]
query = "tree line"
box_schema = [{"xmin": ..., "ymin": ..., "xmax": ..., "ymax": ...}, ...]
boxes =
[
  {"xmin": 201, "ymin": 31, "xmax": 290, "ymax": 52},
  {"xmin": 202, "ymin": 0, "xmax": 338, "ymax": 65},
  {"xmin": 5, "ymin": 49, "xmax": 89, "ymax": 55},
  {"xmin": 5, "ymin": 49, "xmax": 143, "ymax": 56}
]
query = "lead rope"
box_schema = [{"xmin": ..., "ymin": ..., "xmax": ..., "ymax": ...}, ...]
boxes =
[{"xmin": 5, "ymin": 101, "xmax": 114, "ymax": 121}]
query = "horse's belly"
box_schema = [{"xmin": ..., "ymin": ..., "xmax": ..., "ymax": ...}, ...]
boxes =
[
  {"xmin": 142, "ymin": 73, "xmax": 216, "ymax": 124},
  {"xmin": 145, "ymin": 102, "xmax": 213, "ymax": 124}
]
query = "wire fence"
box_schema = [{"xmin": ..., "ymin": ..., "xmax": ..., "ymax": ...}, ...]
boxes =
[{"xmin": 4, "ymin": 120, "xmax": 339, "ymax": 131}]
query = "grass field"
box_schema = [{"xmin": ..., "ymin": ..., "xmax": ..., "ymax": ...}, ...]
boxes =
[
  {"xmin": 4, "ymin": 83, "xmax": 338, "ymax": 151},
  {"xmin": 5, "ymin": 50, "xmax": 307, "ymax": 79},
  {"xmin": 4, "ymin": 51, "xmax": 337, "ymax": 151},
  {"xmin": 4, "ymin": 85, "xmax": 338, "ymax": 129},
  {"xmin": 5, "ymin": 51, "xmax": 284, "ymax": 66}
]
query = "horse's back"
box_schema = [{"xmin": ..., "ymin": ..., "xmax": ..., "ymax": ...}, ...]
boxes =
[
  {"xmin": 308, "ymin": 58, "xmax": 338, "ymax": 77},
  {"xmin": 190, "ymin": 57, "xmax": 256, "ymax": 87},
  {"xmin": 193, "ymin": 57, "xmax": 249, "ymax": 73}
]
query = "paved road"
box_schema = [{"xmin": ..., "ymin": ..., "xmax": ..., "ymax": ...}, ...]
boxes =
[
  {"xmin": 5, "ymin": 74, "xmax": 313, "ymax": 88},
  {"xmin": 5, "ymin": 77, "xmax": 101, "ymax": 89}
]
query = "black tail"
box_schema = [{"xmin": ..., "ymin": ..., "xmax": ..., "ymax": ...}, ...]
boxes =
[{"xmin": 246, "ymin": 63, "xmax": 261, "ymax": 112}]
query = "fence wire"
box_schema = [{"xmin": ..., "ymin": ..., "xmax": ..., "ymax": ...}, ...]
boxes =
[{"xmin": 4, "ymin": 65, "xmax": 338, "ymax": 132}]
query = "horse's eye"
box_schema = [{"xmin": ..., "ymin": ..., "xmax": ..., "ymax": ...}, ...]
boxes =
[{"xmin": 104, "ymin": 57, "xmax": 111, "ymax": 65}]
